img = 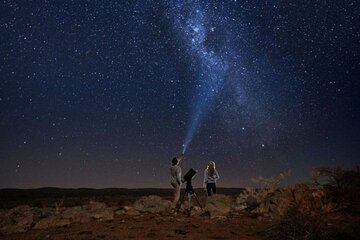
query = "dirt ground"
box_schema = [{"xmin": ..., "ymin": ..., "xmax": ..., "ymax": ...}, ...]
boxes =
[
  {"xmin": 0, "ymin": 188, "xmax": 269, "ymax": 240},
  {"xmin": 2, "ymin": 211, "xmax": 268, "ymax": 240}
]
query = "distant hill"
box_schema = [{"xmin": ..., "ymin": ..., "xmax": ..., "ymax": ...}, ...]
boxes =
[{"xmin": 0, "ymin": 187, "xmax": 245, "ymax": 209}]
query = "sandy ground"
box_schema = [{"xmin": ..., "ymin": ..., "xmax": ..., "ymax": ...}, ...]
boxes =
[{"xmin": 2, "ymin": 212, "xmax": 267, "ymax": 240}]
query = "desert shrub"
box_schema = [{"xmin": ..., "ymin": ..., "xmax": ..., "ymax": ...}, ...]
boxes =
[
  {"xmin": 264, "ymin": 166, "xmax": 360, "ymax": 240},
  {"xmin": 265, "ymin": 204, "xmax": 326, "ymax": 240},
  {"xmin": 311, "ymin": 166, "xmax": 360, "ymax": 212}
]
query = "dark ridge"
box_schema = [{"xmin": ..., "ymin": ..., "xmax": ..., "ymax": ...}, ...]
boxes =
[{"xmin": 0, "ymin": 188, "xmax": 245, "ymax": 209}]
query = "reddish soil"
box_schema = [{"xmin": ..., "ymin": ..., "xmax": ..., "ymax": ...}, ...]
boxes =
[{"xmin": 2, "ymin": 212, "xmax": 268, "ymax": 240}]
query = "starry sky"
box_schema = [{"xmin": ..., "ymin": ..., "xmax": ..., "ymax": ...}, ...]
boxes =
[{"xmin": 0, "ymin": 0, "xmax": 359, "ymax": 188}]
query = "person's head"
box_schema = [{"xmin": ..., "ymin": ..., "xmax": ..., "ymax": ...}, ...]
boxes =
[
  {"xmin": 207, "ymin": 161, "xmax": 216, "ymax": 175},
  {"xmin": 172, "ymin": 157, "xmax": 179, "ymax": 166}
]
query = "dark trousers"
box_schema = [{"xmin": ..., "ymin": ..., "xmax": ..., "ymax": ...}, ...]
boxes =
[{"xmin": 206, "ymin": 183, "xmax": 216, "ymax": 196}]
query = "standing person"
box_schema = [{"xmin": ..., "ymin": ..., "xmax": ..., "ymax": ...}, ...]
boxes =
[
  {"xmin": 203, "ymin": 161, "xmax": 220, "ymax": 196},
  {"xmin": 170, "ymin": 154, "xmax": 183, "ymax": 207}
]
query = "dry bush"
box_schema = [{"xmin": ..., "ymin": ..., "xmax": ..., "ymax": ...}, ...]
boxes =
[
  {"xmin": 265, "ymin": 204, "xmax": 325, "ymax": 240},
  {"xmin": 265, "ymin": 203, "xmax": 360, "ymax": 240},
  {"xmin": 54, "ymin": 197, "xmax": 64, "ymax": 215},
  {"xmin": 264, "ymin": 166, "xmax": 360, "ymax": 240},
  {"xmin": 311, "ymin": 166, "xmax": 360, "ymax": 211}
]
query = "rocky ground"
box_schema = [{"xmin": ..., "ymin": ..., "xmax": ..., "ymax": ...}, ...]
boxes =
[
  {"xmin": 0, "ymin": 183, "xmax": 359, "ymax": 240},
  {"xmin": 0, "ymin": 194, "xmax": 267, "ymax": 240},
  {"xmin": 1, "ymin": 211, "xmax": 266, "ymax": 240}
]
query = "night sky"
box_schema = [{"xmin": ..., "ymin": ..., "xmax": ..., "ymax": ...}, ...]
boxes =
[{"xmin": 1, "ymin": 0, "xmax": 359, "ymax": 188}]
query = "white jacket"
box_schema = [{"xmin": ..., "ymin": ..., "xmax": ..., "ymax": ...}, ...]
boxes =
[{"xmin": 204, "ymin": 169, "xmax": 220, "ymax": 184}]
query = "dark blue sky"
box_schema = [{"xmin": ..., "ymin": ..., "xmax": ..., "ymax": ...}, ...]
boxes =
[{"xmin": 0, "ymin": 0, "xmax": 359, "ymax": 188}]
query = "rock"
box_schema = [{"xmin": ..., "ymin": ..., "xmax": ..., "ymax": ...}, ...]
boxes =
[
  {"xmin": 0, "ymin": 201, "xmax": 117, "ymax": 233},
  {"xmin": 192, "ymin": 206, "xmax": 202, "ymax": 212},
  {"xmin": 234, "ymin": 205, "xmax": 247, "ymax": 211},
  {"xmin": 80, "ymin": 201, "xmax": 114, "ymax": 221},
  {"xmin": 85, "ymin": 201, "xmax": 107, "ymax": 211},
  {"xmin": 115, "ymin": 209, "xmax": 126, "ymax": 215},
  {"xmin": 0, "ymin": 205, "xmax": 38, "ymax": 234},
  {"xmin": 38, "ymin": 200, "xmax": 114, "ymax": 224},
  {"xmin": 33, "ymin": 216, "xmax": 70, "ymax": 230},
  {"xmin": 61, "ymin": 206, "xmax": 92, "ymax": 223},
  {"xmin": 92, "ymin": 208, "xmax": 114, "ymax": 221},
  {"xmin": 62, "ymin": 206, "xmax": 82, "ymax": 219},
  {"xmin": 125, "ymin": 208, "xmax": 141, "ymax": 216},
  {"xmin": 133, "ymin": 195, "xmax": 172, "ymax": 213},
  {"xmin": 205, "ymin": 194, "xmax": 231, "ymax": 218},
  {"xmin": 40, "ymin": 207, "xmax": 54, "ymax": 218},
  {"xmin": 1, "ymin": 214, "xmax": 34, "ymax": 234}
]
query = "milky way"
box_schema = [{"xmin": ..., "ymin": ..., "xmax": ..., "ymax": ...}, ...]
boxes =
[{"xmin": 166, "ymin": 0, "xmax": 229, "ymax": 154}]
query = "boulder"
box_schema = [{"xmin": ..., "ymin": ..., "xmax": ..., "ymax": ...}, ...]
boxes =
[
  {"xmin": 0, "ymin": 205, "xmax": 38, "ymax": 234},
  {"xmin": 125, "ymin": 208, "xmax": 141, "ymax": 216},
  {"xmin": 91, "ymin": 208, "xmax": 114, "ymax": 221},
  {"xmin": 115, "ymin": 209, "xmax": 126, "ymax": 215},
  {"xmin": 0, "ymin": 214, "xmax": 34, "ymax": 234},
  {"xmin": 84, "ymin": 201, "xmax": 107, "ymax": 211},
  {"xmin": 133, "ymin": 195, "xmax": 172, "ymax": 213},
  {"xmin": 33, "ymin": 216, "xmax": 70, "ymax": 230},
  {"xmin": 82, "ymin": 200, "xmax": 114, "ymax": 221},
  {"xmin": 61, "ymin": 206, "xmax": 92, "ymax": 223},
  {"xmin": 205, "ymin": 194, "xmax": 231, "ymax": 218}
]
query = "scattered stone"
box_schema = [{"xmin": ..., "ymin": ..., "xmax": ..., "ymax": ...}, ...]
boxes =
[
  {"xmin": 85, "ymin": 201, "xmax": 107, "ymax": 211},
  {"xmin": 125, "ymin": 208, "xmax": 141, "ymax": 216},
  {"xmin": 205, "ymin": 194, "xmax": 231, "ymax": 218},
  {"xmin": 115, "ymin": 209, "xmax": 125, "ymax": 215},
  {"xmin": 33, "ymin": 216, "xmax": 70, "ymax": 230},
  {"xmin": 133, "ymin": 195, "xmax": 172, "ymax": 213},
  {"xmin": 92, "ymin": 208, "xmax": 114, "ymax": 221},
  {"xmin": 123, "ymin": 206, "xmax": 131, "ymax": 211},
  {"xmin": 0, "ymin": 205, "xmax": 37, "ymax": 234}
]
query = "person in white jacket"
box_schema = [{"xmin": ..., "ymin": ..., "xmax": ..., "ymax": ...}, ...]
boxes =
[
  {"xmin": 203, "ymin": 161, "xmax": 220, "ymax": 196},
  {"xmin": 170, "ymin": 154, "xmax": 183, "ymax": 206}
]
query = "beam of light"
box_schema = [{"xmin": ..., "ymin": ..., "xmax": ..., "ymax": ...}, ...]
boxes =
[
  {"xmin": 182, "ymin": 53, "xmax": 228, "ymax": 154},
  {"xmin": 167, "ymin": 1, "xmax": 228, "ymax": 154}
]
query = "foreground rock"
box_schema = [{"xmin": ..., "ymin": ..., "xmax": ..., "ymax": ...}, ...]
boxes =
[
  {"xmin": 0, "ymin": 205, "xmax": 38, "ymax": 233},
  {"xmin": 205, "ymin": 194, "xmax": 231, "ymax": 219},
  {"xmin": 133, "ymin": 195, "xmax": 172, "ymax": 213},
  {"xmin": 0, "ymin": 201, "xmax": 115, "ymax": 234},
  {"xmin": 33, "ymin": 216, "xmax": 71, "ymax": 230}
]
